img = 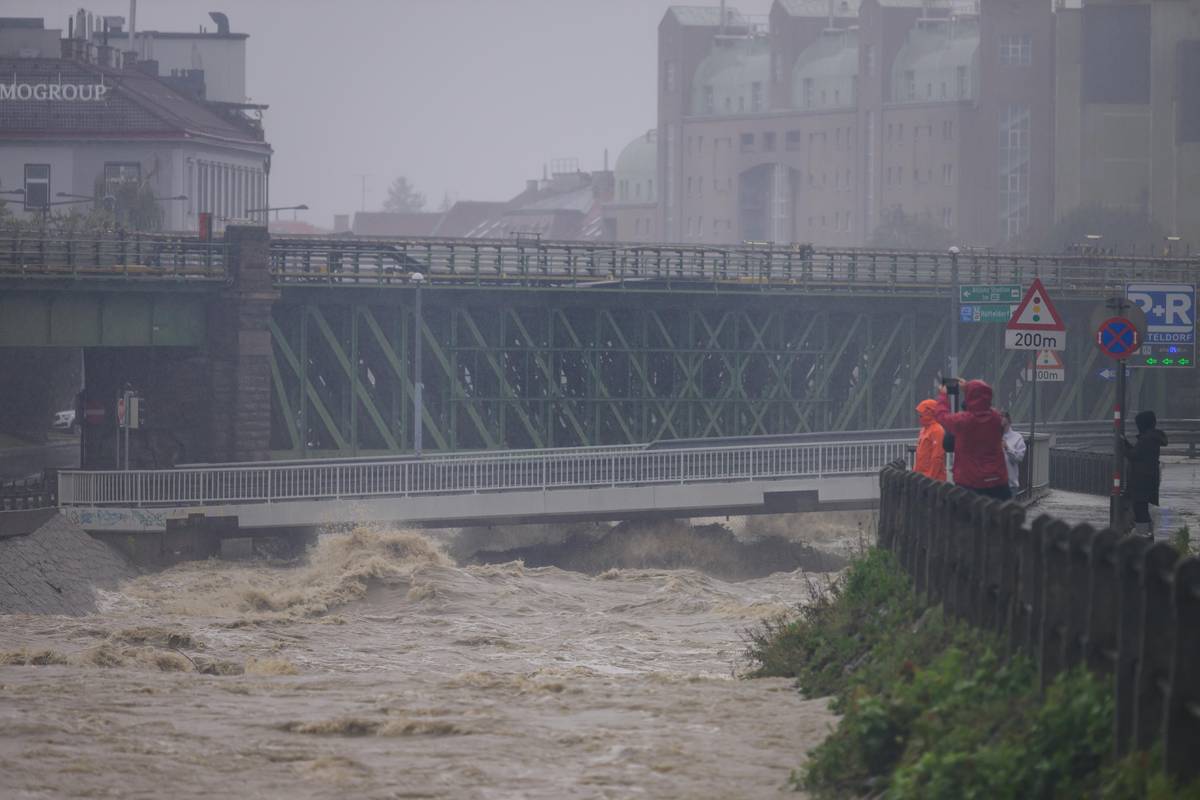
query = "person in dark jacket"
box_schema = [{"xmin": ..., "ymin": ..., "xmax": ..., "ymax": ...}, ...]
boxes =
[
  {"xmin": 935, "ymin": 379, "xmax": 1009, "ymax": 500},
  {"xmin": 1123, "ymin": 410, "xmax": 1167, "ymax": 537}
]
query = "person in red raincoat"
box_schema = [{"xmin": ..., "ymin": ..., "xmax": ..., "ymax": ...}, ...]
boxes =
[
  {"xmin": 914, "ymin": 398, "xmax": 947, "ymax": 481},
  {"xmin": 935, "ymin": 379, "xmax": 1009, "ymax": 500}
]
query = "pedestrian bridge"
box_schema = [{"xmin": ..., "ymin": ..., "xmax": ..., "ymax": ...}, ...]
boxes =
[{"xmin": 57, "ymin": 437, "xmax": 910, "ymax": 533}]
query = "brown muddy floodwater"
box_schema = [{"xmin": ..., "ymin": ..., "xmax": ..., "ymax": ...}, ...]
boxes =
[{"xmin": 0, "ymin": 524, "xmax": 842, "ymax": 799}]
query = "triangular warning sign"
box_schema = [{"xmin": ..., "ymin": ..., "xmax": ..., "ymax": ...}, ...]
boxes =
[
  {"xmin": 1007, "ymin": 278, "xmax": 1066, "ymax": 331},
  {"xmin": 1036, "ymin": 349, "xmax": 1064, "ymax": 369}
]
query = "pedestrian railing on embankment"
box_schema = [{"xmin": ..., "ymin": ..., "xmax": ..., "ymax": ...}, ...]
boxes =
[
  {"xmin": 59, "ymin": 439, "xmax": 907, "ymax": 507},
  {"xmin": 878, "ymin": 463, "xmax": 1200, "ymax": 783},
  {"xmin": 0, "ymin": 471, "xmax": 57, "ymax": 511},
  {"xmin": 1048, "ymin": 448, "xmax": 1112, "ymax": 496}
]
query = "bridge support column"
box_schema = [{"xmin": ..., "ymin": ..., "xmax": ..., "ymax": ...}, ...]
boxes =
[{"xmin": 208, "ymin": 226, "xmax": 279, "ymax": 462}]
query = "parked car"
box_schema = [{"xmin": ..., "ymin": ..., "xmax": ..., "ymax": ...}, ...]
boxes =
[{"xmin": 52, "ymin": 409, "xmax": 78, "ymax": 434}]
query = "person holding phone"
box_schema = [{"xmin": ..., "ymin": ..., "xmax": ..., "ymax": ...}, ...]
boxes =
[{"xmin": 935, "ymin": 378, "xmax": 1010, "ymax": 500}]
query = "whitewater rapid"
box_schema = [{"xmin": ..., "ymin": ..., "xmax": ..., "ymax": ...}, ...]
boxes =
[{"xmin": 0, "ymin": 523, "xmax": 849, "ymax": 798}]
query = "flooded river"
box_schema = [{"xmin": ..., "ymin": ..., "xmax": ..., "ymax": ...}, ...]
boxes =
[{"xmin": 0, "ymin": 521, "xmax": 849, "ymax": 799}]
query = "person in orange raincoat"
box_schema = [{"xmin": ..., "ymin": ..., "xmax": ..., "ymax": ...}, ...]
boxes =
[{"xmin": 914, "ymin": 398, "xmax": 947, "ymax": 481}]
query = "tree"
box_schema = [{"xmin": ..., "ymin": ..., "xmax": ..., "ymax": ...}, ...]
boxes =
[
  {"xmin": 868, "ymin": 207, "xmax": 952, "ymax": 251},
  {"xmin": 382, "ymin": 176, "xmax": 426, "ymax": 213}
]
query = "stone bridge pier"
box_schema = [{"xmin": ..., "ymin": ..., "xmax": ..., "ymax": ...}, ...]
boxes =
[{"xmin": 79, "ymin": 226, "xmax": 278, "ymax": 469}]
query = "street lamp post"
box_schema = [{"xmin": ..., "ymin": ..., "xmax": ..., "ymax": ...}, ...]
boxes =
[{"xmin": 411, "ymin": 272, "xmax": 425, "ymax": 457}]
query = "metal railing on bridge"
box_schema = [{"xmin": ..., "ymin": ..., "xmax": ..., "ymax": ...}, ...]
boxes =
[
  {"xmin": 58, "ymin": 438, "xmax": 908, "ymax": 508},
  {"xmin": 0, "ymin": 234, "xmax": 226, "ymax": 282},
  {"xmin": 269, "ymin": 235, "xmax": 1200, "ymax": 295},
  {"xmin": 4, "ymin": 231, "xmax": 1197, "ymax": 295}
]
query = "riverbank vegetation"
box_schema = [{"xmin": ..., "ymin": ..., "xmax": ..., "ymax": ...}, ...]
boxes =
[{"xmin": 745, "ymin": 549, "xmax": 1200, "ymax": 799}]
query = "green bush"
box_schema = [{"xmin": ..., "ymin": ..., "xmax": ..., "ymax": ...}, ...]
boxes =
[{"xmin": 747, "ymin": 546, "xmax": 1200, "ymax": 799}]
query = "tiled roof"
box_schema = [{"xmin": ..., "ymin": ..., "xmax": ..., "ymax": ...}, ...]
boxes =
[
  {"xmin": 0, "ymin": 58, "xmax": 266, "ymax": 146},
  {"xmin": 668, "ymin": 6, "xmax": 748, "ymax": 26},
  {"xmin": 352, "ymin": 211, "xmax": 445, "ymax": 237},
  {"xmin": 778, "ymin": 0, "xmax": 861, "ymax": 17}
]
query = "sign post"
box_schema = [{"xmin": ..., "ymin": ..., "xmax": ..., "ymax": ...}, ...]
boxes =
[{"xmin": 1094, "ymin": 300, "xmax": 1142, "ymax": 530}]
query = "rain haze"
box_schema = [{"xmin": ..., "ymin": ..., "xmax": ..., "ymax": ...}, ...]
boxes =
[
  {"xmin": 3, "ymin": 1, "xmax": 1200, "ymax": 798},
  {"xmin": 7, "ymin": 0, "xmax": 773, "ymax": 227}
]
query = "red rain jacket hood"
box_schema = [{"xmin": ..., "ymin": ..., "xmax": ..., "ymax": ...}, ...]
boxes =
[{"xmin": 934, "ymin": 380, "xmax": 1006, "ymax": 489}]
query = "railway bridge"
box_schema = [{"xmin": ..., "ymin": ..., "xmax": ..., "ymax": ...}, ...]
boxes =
[{"xmin": 1, "ymin": 228, "xmax": 1196, "ymax": 471}]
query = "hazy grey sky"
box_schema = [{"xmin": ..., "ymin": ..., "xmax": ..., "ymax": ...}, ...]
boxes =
[{"xmin": 17, "ymin": 0, "xmax": 773, "ymax": 227}]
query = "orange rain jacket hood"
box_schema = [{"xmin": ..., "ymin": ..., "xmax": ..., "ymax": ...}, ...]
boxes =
[{"xmin": 914, "ymin": 399, "xmax": 947, "ymax": 481}]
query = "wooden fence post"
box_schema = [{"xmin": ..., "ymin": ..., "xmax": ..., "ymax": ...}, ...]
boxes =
[
  {"xmin": 965, "ymin": 495, "xmax": 990, "ymax": 626},
  {"xmin": 1039, "ymin": 518, "xmax": 1071, "ymax": 690},
  {"xmin": 878, "ymin": 468, "xmax": 896, "ymax": 551},
  {"xmin": 1085, "ymin": 528, "xmax": 1119, "ymax": 677},
  {"xmin": 928, "ymin": 483, "xmax": 953, "ymax": 605},
  {"xmin": 997, "ymin": 502, "xmax": 1026, "ymax": 642},
  {"xmin": 1115, "ymin": 535, "xmax": 1153, "ymax": 757},
  {"xmin": 1064, "ymin": 524, "xmax": 1097, "ymax": 671},
  {"xmin": 1133, "ymin": 543, "xmax": 1180, "ymax": 751},
  {"xmin": 1165, "ymin": 557, "xmax": 1200, "ymax": 782},
  {"xmin": 945, "ymin": 487, "xmax": 972, "ymax": 620},
  {"xmin": 913, "ymin": 477, "xmax": 934, "ymax": 596},
  {"xmin": 1013, "ymin": 517, "xmax": 1044, "ymax": 658}
]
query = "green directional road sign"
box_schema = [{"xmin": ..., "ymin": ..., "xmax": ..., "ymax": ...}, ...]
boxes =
[
  {"xmin": 960, "ymin": 303, "xmax": 1017, "ymax": 323},
  {"xmin": 960, "ymin": 284, "xmax": 1022, "ymax": 304}
]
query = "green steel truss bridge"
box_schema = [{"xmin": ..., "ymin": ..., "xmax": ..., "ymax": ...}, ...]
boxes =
[{"xmin": 2, "ymin": 233, "xmax": 1196, "ymax": 458}]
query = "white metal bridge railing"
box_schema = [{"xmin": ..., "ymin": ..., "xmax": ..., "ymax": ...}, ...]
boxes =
[{"xmin": 57, "ymin": 439, "xmax": 909, "ymax": 508}]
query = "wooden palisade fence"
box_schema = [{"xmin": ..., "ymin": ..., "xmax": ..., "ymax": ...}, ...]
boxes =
[{"xmin": 878, "ymin": 462, "xmax": 1200, "ymax": 783}]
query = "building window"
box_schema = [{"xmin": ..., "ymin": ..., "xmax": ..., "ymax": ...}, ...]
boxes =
[
  {"xmin": 999, "ymin": 34, "xmax": 1032, "ymax": 66},
  {"xmin": 865, "ymin": 45, "xmax": 875, "ymax": 77},
  {"xmin": 763, "ymin": 131, "xmax": 776, "ymax": 152},
  {"xmin": 739, "ymin": 95, "xmax": 745, "ymax": 112},
  {"xmin": 803, "ymin": 78, "xmax": 814, "ymax": 108},
  {"xmin": 941, "ymin": 81, "xmax": 948, "ymax": 99},
  {"xmin": 647, "ymin": 179, "xmax": 653, "ymax": 200},
  {"xmin": 740, "ymin": 132, "xmax": 755, "ymax": 152},
  {"xmin": 957, "ymin": 66, "xmax": 969, "ymax": 99},
  {"xmin": 942, "ymin": 207, "xmax": 953, "ymax": 228},
  {"xmin": 897, "ymin": 123, "xmax": 903, "ymax": 141},
  {"xmin": 943, "ymin": 120, "xmax": 954, "ymax": 140},
  {"xmin": 751, "ymin": 81, "xmax": 763, "ymax": 112},
  {"xmin": 942, "ymin": 163, "xmax": 954, "ymax": 185},
  {"xmin": 704, "ymin": 85, "xmax": 714, "ymax": 114},
  {"xmin": 664, "ymin": 60, "xmax": 676, "ymax": 92},
  {"xmin": 725, "ymin": 96, "xmax": 732, "ymax": 112},
  {"xmin": 999, "ymin": 104, "xmax": 1031, "ymax": 240},
  {"xmin": 905, "ymin": 70, "xmax": 916, "ymax": 100},
  {"xmin": 23, "ymin": 164, "xmax": 50, "ymax": 211},
  {"xmin": 686, "ymin": 176, "xmax": 692, "ymax": 197},
  {"xmin": 637, "ymin": 181, "xmax": 643, "ymax": 200},
  {"xmin": 785, "ymin": 130, "xmax": 802, "ymax": 151}
]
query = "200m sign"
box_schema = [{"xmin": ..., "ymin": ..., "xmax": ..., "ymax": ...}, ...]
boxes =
[{"xmin": 1005, "ymin": 329, "xmax": 1066, "ymax": 351}]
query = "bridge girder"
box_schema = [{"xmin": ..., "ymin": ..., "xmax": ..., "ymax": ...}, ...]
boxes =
[{"xmin": 267, "ymin": 288, "xmax": 1171, "ymax": 456}]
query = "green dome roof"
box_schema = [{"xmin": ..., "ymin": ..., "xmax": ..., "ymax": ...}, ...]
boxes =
[
  {"xmin": 615, "ymin": 129, "xmax": 657, "ymax": 204},
  {"xmin": 792, "ymin": 29, "xmax": 858, "ymax": 110},
  {"xmin": 690, "ymin": 37, "xmax": 771, "ymax": 116}
]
